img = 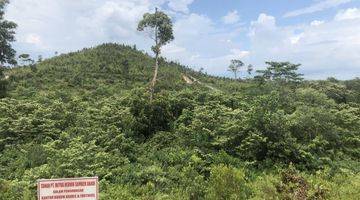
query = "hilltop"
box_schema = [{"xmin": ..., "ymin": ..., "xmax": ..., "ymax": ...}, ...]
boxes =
[
  {"xmin": 0, "ymin": 43, "xmax": 359, "ymax": 199},
  {"xmin": 6, "ymin": 44, "xmax": 211, "ymax": 97}
]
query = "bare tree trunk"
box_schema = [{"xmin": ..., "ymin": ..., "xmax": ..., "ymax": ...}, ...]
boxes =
[
  {"xmin": 149, "ymin": 53, "xmax": 158, "ymax": 101},
  {"xmin": 149, "ymin": 8, "xmax": 158, "ymax": 101}
]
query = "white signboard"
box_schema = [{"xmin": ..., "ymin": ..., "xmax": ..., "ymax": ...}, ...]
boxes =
[{"xmin": 37, "ymin": 177, "xmax": 98, "ymax": 200}]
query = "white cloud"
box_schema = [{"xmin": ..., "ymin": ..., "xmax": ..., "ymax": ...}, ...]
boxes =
[
  {"xmin": 5, "ymin": 0, "xmax": 159, "ymax": 56},
  {"xmin": 249, "ymin": 13, "xmax": 278, "ymax": 40},
  {"xmin": 230, "ymin": 49, "xmax": 250, "ymax": 58},
  {"xmin": 248, "ymin": 12, "xmax": 360, "ymax": 79},
  {"xmin": 251, "ymin": 13, "xmax": 276, "ymax": 28},
  {"xmin": 310, "ymin": 20, "xmax": 325, "ymax": 26},
  {"xmin": 290, "ymin": 34, "xmax": 304, "ymax": 44},
  {"xmin": 173, "ymin": 13, "xmax": 214, "ymax": 38},
  {"xmin": 77, "ymin": 1, "xmax": 150, "ymax": 38},
  {"xmin": 167, "ymin": 0, "xmax": 194, "ymax": 13},
  {"xmin": 162, "ymin": 43, "xmax": 186, "ymax": 54},
  {"xmin": 335, "ymin": 7, "xmax": 360, "ymax": 21},
  {"xmin": 222, "ymin": 10, "xmax": 240, "ymax": 24},
  {"xmin": 284, "ymin": 0, "xmax": 353, "ymax": 18},
  {"xmin": 25, "ymin": 34, "xmax": 42, "ymax": 45},
  {"xmin": 162, "ymin": 13, "xmax": 249, "ymax": 75}
]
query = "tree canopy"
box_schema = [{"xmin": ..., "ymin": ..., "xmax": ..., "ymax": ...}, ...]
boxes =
[
  {"xmin": 228, "ymin": 59, "xmax": 244, "ymax": 79},
  {"xmin": 255, "ymin": 61, "xmax": 304, "ymax": 84},
  {"xmin": 0, "ymin": 0, "xmax": 17, "ymax": 66},
  {"xmin": 137, "ymin": 9, "xmax": 174, "ymax": 54}
]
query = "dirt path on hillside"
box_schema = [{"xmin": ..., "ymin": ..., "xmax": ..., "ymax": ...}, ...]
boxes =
[{"xmin": 182, "ymin": 74, "xmax": 220, "ymax": 92}]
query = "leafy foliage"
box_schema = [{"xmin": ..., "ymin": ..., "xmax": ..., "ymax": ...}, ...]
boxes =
[
  {"xmin": 0, "ymin": 66, "xmax": 8, "ymax": 97},
  {"xmin": 0, "ymin": 0, "xmax": 17, "ymax": 66},
  {"xmin": 228, "ymin": 59, "xmax": 244, "ymax": 79},
  {"xmin": 0, "ymin": 44, "xmax": 359, "ymax": 199},
  {"xmin": 255, "ymin": 61, "xmax": 304, "ymax": 85},
  {"xmin": 137, "ymin": 10, "xmax": 174, "ymax": 53}
]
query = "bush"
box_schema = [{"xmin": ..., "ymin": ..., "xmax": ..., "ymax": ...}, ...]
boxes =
[{"xmin": 206, "ymin": 165, "xmax": 251, "ymax": 200}]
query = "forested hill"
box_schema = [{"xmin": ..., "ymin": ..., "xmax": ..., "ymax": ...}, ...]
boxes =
[
  {"xmin": 1, "ymin": 43, "xmax": 360, "ymax": 199},
  {"xmin": 5, "ymin": 43, "xmax": 215, "ymax": 97}
]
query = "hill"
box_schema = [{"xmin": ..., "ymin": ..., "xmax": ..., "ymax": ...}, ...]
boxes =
[
  {"xmin": 6, "ymin": 44, "xmax": 205, "ymax": 96},
  {"xmin": 0, "ymin": 43, "xmax": 359, "ymax": 199}
]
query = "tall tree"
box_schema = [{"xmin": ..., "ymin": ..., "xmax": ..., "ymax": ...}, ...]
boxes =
[
  {"xmin": 137, "ymin": 8, "xmax": 174, "ymax": 100},
  {"xmin": 255, "ymin": 61, "xmax": 304, "ymax": 84},
  {"xmin": 0, "ymin": 0, "xmax": 17, "ymax": 68},
  {"xmin": 0, "ymin": 0, "xmax": 16, "ymax": 98},
  {"xmin": 228, "ymin": 59, "xmax": 244, "ymax": 79}
]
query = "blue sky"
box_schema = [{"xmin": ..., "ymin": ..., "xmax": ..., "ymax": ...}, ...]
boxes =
[{"xmin": 5, "ymin": 0, "xmax": 360, "ymax": 79}]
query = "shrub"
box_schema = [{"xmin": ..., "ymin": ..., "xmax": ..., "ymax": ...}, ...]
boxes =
[{"xmin": 206, "ymin": 165, "xmax": 251, "ymax": 200}]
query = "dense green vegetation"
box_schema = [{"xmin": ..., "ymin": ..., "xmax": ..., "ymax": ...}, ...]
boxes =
[{"xmin": 0, "ymin": 43, "xmax": 359, "ymax": 199}]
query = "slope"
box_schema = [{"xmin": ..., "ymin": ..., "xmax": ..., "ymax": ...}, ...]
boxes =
[
  {"xmin": 6, "ymin": 43, "xmax": 223, "ymax": 100},
  {"xmin": 0, "ymin": 43, "xmax": 359, "ymax": 199}
]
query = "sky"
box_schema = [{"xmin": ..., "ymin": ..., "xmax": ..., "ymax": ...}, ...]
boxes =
[{"xmin": 4, "ymin": 0, "xmax": 360, "ymax": 79}]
